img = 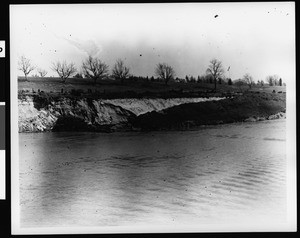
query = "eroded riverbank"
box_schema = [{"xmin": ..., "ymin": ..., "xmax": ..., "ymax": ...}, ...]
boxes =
[{"xmin": 18, "ymin": 92, "xmax": 285, "ymax": 132}]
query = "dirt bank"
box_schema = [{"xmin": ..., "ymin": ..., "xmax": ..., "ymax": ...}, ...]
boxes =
[
  {"xmin": 18, "ymin": 96, "xmax": 225, "ymax": 132},
  {"xmin": 131, "ymin": 92, "xmax": 286, "ymax": 131},
  {"xmin": 18, "ymin": 92, "xmax": 285, "ymax": 132}
]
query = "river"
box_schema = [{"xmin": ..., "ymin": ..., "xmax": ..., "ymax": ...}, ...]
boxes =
[{"xmin": 19, "ymin": 119, "xmax": 287, "ymax": 229}]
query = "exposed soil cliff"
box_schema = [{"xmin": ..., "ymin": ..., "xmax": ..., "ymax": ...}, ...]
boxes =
[
  {"xmin": 18, "ymin": 92, "xmax": 285, "ymax": 132},
  {"xmin": 131, "ymin": 92, "xmax": 286, "ymax": 131},
  {"xmin": 18, "ymin": 96, "xmax": 225, "ymax": 132}
]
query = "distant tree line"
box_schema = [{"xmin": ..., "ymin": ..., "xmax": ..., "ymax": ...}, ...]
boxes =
[
  {"xmin": 265, "ymin": 75, "xmax": 284, "ymax": 86},
  {"xmin": 18, "ymin": 55, "xmax": 285, "ymax": 88}
]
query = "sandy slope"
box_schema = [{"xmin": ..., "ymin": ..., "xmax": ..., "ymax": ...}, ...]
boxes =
[{"xmin": 18, "ymin": 97, "xmax": 225, "ymax": 132}]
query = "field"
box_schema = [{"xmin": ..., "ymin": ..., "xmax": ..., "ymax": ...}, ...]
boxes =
[{"xmin": 18, "ymin": 76, "xmax": 286, "ymax": 99}]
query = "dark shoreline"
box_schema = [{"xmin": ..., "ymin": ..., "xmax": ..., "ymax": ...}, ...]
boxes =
[{"xmin": 19, "ymin": 117, "xmax": 286, "ymax": 135}]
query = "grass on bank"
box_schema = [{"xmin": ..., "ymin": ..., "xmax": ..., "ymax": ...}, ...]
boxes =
[{"xmin": 18, "ymin": 76, "xmax": 286, "ymax": 100}]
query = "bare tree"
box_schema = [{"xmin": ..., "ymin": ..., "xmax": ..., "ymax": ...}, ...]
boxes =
[
  {"xmin": 82, "ymin": 56, "xmax": 109, "ymax": 84},
  {"xmin": 18, "ymin": 56, "xmax": 35, "ymax": 80},
  {"xmin": 206, "ymin": 58, "xmax": 224, "ymax": 91},
  {"xmin": 51, "ymin": 60, "xmax": 77, "ymax": 83},
  {"xmin": 266, "ymin": 76, "xmax": 273, "ymax": 86},
  {"xmin": 243, "ymin": 73, "xmax": 254, "ymax": 89},
  {"xmin": 256, "ymin": 79, "xmax": 264, "ymax": 87},
  {"xmin": 112, "ymin": 59, "xmax": 130, "ymax": 83},
  {"xmin": 155, "ymin": 63, "xmax": 175, "ymax": 85},
  {"xmin": 37, "ymin": 68, "xmax": 48, "ymax": 77},
  {"xmin": 273, "ymin": 75, "xmax": 280, "ymax": 86},
  {"xmin": 265, "ymin": 75, "xmax": 280, "ymax": 86},
  {"xmin": 260, "ymin": 80, "xmax": 264, "ymax": 86}
]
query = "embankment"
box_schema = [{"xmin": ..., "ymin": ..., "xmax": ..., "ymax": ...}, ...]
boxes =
[
  {"xmin": 132, "ymin": 92, "xmax": 286, "ymax": 130},
  {"xmin": 18, "ymin": 92, "xmax": 285, "ymax": 132},
  {"xmin": 18, "ymin": 96, "xmax": 224, "ymax": 132}
]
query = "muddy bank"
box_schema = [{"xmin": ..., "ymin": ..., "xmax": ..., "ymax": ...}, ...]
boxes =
[
  {"xmin": 131, "ymin": 92, "xmax": 286, "ymax": 131},
  {"xmin": 18, "ymin": 92, "xmax": 285, "ymax": 132},
  {"xmin": 18, "ymin": 96, "xmax": 225, "ymax": 132}
]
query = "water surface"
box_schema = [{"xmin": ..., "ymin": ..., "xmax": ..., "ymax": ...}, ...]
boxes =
[{"xmin": 19, "ymin": 120, "xmax": 287, "ymax": 227}]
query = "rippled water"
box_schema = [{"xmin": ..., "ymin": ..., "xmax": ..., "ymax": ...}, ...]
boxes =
[{"xmin": 19, "ymin": 120, "xmax": 286, "ymax": 227}]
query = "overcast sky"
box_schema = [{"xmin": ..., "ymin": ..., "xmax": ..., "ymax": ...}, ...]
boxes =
[{"xmin": 10, "ymin": 2, "xmax": 295, "ymax": 83}]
